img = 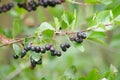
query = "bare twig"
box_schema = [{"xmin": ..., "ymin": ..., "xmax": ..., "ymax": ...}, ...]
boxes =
[{"xmin": 0, "ymin": 36, "xmax": 34, "ymax": 47}]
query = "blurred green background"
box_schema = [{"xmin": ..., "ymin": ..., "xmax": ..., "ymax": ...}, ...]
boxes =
[{"xmin": 0, "ymin": 0, "xmax": 120, "ymax": 80}]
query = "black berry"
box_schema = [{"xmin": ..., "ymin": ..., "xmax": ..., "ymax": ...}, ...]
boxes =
[
  {"xmin": 40, "ymin": 47, "xmax": 46, "ymax": 53},
  {"xmin": 56, "ymin": 51, "xmax": 62, "ymax": 57},
  {"xmin": 75, "ymin": 37, "xmax": 83, "ymax": 43},
  {"xmin": 26, "ymin": 45, "xmax": 31, "ymax": 50},
  {"xmin": 65, "ymin": 43, "xmax": 70, "ymax": 48},
  {"xmin": 60, "ymin": 44, "xmax": 66, "ymax": 49},
  {"xmin": 50, "ymin": 46, "xmax": 55, "ymax": 52},
  {"xmin": 30, "ymin": 46, "xmax": 36, "ymax": 51},
  {"xmin": 13, "ymin": 54, "xmax": 19, "ymax": 59},
  {"xmin": 62, "ymin": 48, "xmax": 67, "ymax": 52},
  {"xmin": 45, "ymin": 44, "xmax": 51, "ymax": 50},
  {"xmin": 42, "ymin": 0, "xmax": 48, "ymax": 8},
  {"xmin": 30, "ymin": 57, "xmax": 36, "ymax": 68},
  {"xmin": 35, "ymin": 46, "xmax": 41, "ymax": 53},
  {"xmin": 77, "ymin": 32, "xmax": 86, "ymax": 39},
  {"xmin": 36, "ymin": 58, "xmax": 42, "ymax": 64},
  {"xmin": 69, "ymin": 36, "xmax": 75, "ymax": 41},
  {"xmin": 21, "ymin": 50, "xmax": 27, "ymax": 58}
]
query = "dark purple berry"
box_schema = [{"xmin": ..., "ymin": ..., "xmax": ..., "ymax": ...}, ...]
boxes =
[
  {"xmin": 45, "ymin": 44, "xmax": 51, "ymax": 50},
  {"xmin": 35, "ymin": 2, "xmax": 40, "ymax": 7},
  {"xmin": 28, "ymin": 1, "xmax": 35, "ymax": 6},
  {"xmin": 27, "ymin": 6, "xmax": 32, "ymax": 12},
  {"xmin": 56, "ymin": 51, "xmax": 62, "ymax": 57},
  {"xmin": 60, "ymin": 44, "xmax": 66, "ymax": 49},
  {"xmin": 51, "ymin": 51, "xmax": 56, "ymax": 56},
  {"xmin": 36, "ymin": 58, "xmax": 42, "ymax": 64},
  {"xmin": 77, "ymin": 32, "xmax": 86, "ymax": 39},
  {"xmin": 21, "ymin": 50, "xmax": 27, "ymax": 58},
  {"xmin": 35, "ymin": 46, "xmax": 41, "ymax": 53},
  {"xmin": 8, "ymin": 3, "xmax": 14, "ymax": 8},
  {"xmin": 24, "ymin": 47, "xmax": 29, "ymax": 52},
  {"xmin": 50, "ymin": 46, "xmax": 55, "ymax": 52},
  {"xmin": 30, "ymin": 57, "xmax": 36, "ymax": 68},
  {"xmin": 17, "ymin": 3, "xmax": 23, "ymax": 8},
  {"xmin": 69, "ymin": 36, "xmax": 75, "ymax": 41},
  {"xmin": 1, "ymin": 5, "xmax": 7, "ymax": 12},
  {"xmin": 65, "ymin": 43, "xmax": 70, "ymax": 48},
  {"xmin": 40, "ymin": 47, "xmax": 46, "ymax": 53},
  {"xmin": 31, "ymin": 46, "xmax": 36, "ymax": 51},
  {"xmin": 13, "ymin": 54, "xmax": 19, "ymax": 59},
  {"xmin": 48, "ymin": 0, "xmax": 56, "ymax": 7},
  {"xmin": 75, "ymin": 37, "xmax": 83, "ymax": 43},
  {"xmin": 27, "ymin": 45, "xmax": 31, "ymax": 50},
  {"xmin": 42, "ymin": 0, "xmax": 48, "ymax": 7},
  {"xmin": 62, "ymin": 48, "xmax": 67, "ymax": 52}
]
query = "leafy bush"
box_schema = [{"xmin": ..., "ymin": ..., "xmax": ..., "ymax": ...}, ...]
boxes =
[{"xmin": 0, "ymin": 0, "xmax": 120, "ymax": 80}]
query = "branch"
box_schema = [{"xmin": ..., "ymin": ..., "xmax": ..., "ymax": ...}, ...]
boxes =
[
  {"xmin": 0, "ymin": 36, "xmax": 34, "ymax": 47},
  {"xmin": 0, "ymin": 23, "xmax": 113, "ymax": 48}
]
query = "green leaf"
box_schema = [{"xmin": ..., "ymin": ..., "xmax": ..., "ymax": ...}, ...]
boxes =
[
  {"xmin": 100, "ymin": 0, "xmax": 112, "ymax": 5},
  {"xmin": 86, "ymin": 69, "xmax": 100, "ymax": 80},
  {"xmin": 96, "ymin": 10, "xmax": 111, "ymax": 24},
  {"xmin": 54, "ymin": 17, "xmax": 61, "ymax": 31},
  {"xmin": 88, "ymin": 31, "xmax": 106, "ymax": 38},
  {"xmin": 14, "ymin": 0, "xmax": 25, "ymax": 3},
  {"xmin": 35, "ymin": 22, "xmax": 55, "ymax": 40},
  {"xmin": 104, "ymin": 65, "xmax": 118, "ymax": 80},
  {"xmin": 112, "ymin": 4, "xmax": 120, "ymax": 18},
  {"xmin": 71, "ymin": 10, "xmax": 77, "ymax": 30},
  {"xmin": 61, "ymin": 20, "xmax": 68, "ymax": 29},
  {"xmin": 78, "ymin": 76, "xmax": 86, "ymax": 80},
  {"xmin": 90, "ymin": 10, "xmax": 114, "ymax": 31},
  {"xmin": 88, "ymin": 37, "xmax": 106, "ymax": 45},
  {"xmin": 12, "ymin": 19, "xmax": 23, "ymax": 38},
  {"xmin": 30, "ymin": 52, "xmax": 41, "ymax": 62},
  {"xmin": 73, "ymin": 43, "xmax": 85, "ymax": 52},
  {"xmin": 13, "ymin": 44, "xmax": 21, "ymax": 55},
  {"xmin": 38, "ymin": 22, "xmax": 55, "ymax": 32},
  {"xmin": 85, "ymin": 0, "xmax": 100, "ymax": 4},
  {"xmin": 42, "ymin": 29, "xmax": 54, "ymax": 40},
  {"xmin": 23, "ymin": 38, "xmax": 30, "ymax": 47},
  {"xmin": 61, "ymin": 13, "xmax": 69, "ymax": 26},
  {"xmin": 114, "ymin": 15, "xmax": 120, "ymax": 25}
]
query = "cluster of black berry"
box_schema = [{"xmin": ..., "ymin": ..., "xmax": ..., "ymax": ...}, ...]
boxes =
[
  {"xmin": 17, "ymin": 0, "xmax": 65, "ymax": 11},
  {"xmin": 60, "ymin": 43, "xmax": 70, "ymax": 52},
  {"xmin": 0, "ymin": 3, "xmax": 14, "ymax": 13},
  {"xmin": 13, "ymin": 42, "xmax": 70, "ymax": 68},
  {"xmin": 38, "ymin": 0, "xmax": 65, "ymax": 8},
  {"xmin": 17, "ymin": 1, "xmax": 39, "ymax": 12},
  {"xmin": 69, "ymin": 32, "xmax": 87, "ymax": 43},
  {"xmin": 30, "ymin": 56, "xmax": 42, "ymax": 69}
]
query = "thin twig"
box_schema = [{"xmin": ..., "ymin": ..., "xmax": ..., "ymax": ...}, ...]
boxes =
[
  {"xmin": 0, "ymin": 36, "xmax": 34, "ymax": 47},
  {"xmin": 0, "ymin": 23, "xmax": 114, "ymax": 48}
]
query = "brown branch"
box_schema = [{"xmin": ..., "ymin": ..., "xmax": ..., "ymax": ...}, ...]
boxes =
[
  {"xmin": 0, "ymin": 23, "xmax": 114, "ymax": 48},
  {"xmin": 0, "ymin": 36, "xmax": 34, "ymax": 47}
]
